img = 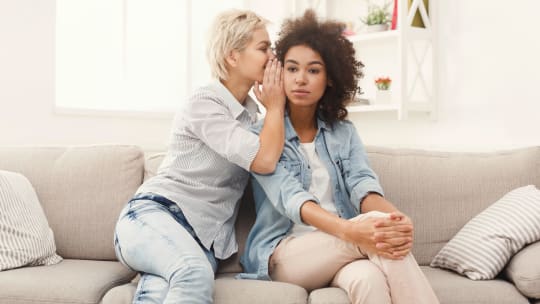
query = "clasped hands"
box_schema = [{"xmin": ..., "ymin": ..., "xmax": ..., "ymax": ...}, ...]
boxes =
[{"xmin": 347, "ymin": 212, "xmax": 414, "ymax": 260}]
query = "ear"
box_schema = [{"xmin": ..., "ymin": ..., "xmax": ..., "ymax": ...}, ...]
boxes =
[
  {"xmin": 327, "ymin": 79, "xmax": 333, "ymax": 87},
  {"xmin": 225, "ymin": 50, "xmax": 239, "ymax": 68}
]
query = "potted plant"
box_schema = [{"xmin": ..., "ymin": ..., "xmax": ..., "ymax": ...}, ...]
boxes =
[
  {"xmin": 361, "ymin": 1, "xmax": 392, "ymax": 32},
  {"xmin": 374, "ymin": 76, "xmax": 392, "ymax": 103}
]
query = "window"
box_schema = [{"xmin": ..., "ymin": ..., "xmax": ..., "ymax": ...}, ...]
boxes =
[{"xmin": 55, "ymin": 0, "xmax": 243, "ymax": 114}]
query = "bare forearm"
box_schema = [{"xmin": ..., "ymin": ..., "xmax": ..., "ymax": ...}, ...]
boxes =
[
  {"xmin": 300, "ymin": 201, "xmax": 351, "ymax": 240},
  {"xmin": 250, "ymin": 108, "xmax": 285, "ymax": 174},
  {"xmin": 360, "ymin": 193, "xmax": 399, "ymax": 214}
]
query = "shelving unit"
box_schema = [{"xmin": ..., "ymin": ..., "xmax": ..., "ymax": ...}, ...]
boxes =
[{"xmin": 334, "ymin": 0, "xmax": 437, "ymax": 119}]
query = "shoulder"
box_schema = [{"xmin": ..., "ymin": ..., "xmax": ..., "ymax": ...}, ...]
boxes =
[
  {"xmin": 182, "ymin": 85, "xmax": 227, "ymax": 115},
  {"xmin": 328, "ymin": 119, "xmax": 357, "ymax": 136}
]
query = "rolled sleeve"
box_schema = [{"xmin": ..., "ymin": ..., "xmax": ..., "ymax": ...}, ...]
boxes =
[
  {"xmin": 350, "ymin": 181, "xmax": 385, "ymax": 212},
  {"xmin": 252, "ymin": 163, "xmax": 319, "ymax": 225}
]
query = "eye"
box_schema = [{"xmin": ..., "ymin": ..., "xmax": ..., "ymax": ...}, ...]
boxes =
[
  {"xmin": 259, "ymin": 47, "xmax": 268, "ymax": 52},
  {"xmin": 286, "ymin": 66, "xmax": 298, "ymax": 72},
  {"xmin": 308, "ymin": 68, "xmax": 320, "ymax": 74}
]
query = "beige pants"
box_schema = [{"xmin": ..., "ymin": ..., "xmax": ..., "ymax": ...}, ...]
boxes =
[{"xmin": 269, "ymin": 211, "xmax": 439, "ymax": 304}]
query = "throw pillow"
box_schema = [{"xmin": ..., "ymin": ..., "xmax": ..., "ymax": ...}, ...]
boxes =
[
  {"xmin": 504, "ymin": 241, "xmax": 540, "ymax": 299},
  {"xmin": 430, "ymin": 185, "xmax": 540, "ymax": 280},
  {"xmin": 0, "ymin": 170, "xmax": 62, "ymax": 271}
]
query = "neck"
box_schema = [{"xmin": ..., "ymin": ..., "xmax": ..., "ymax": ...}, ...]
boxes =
[
  {"xmin": 220, "ymin": 75, "xmax": 253, "ymax": 104},
  {"xmin": 289, "ymin": 104, "xmax": 318, "ymax": 143}
]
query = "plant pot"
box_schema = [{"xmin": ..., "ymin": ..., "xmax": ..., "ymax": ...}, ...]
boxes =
[
  {"xmin": 375, "ymin": 90, "xmax": 392, "ymax": 104},
  {"xmin": 367, "ymin": 24, "xmax": 389, "ymax": 33}
]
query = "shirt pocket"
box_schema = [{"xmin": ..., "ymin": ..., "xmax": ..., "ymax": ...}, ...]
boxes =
[{"xmin": 335, "ymin": 156, "xmax": 351, "ymax": 177}]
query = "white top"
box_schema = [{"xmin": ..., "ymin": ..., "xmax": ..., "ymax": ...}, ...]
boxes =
[{"xmin": 288, "ymin": 141, "xmax": 338, "ymax": 237}]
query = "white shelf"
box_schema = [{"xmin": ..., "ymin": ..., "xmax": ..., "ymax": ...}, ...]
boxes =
[
  {"xmin": 331, "ymin": 0, "xmax": 437, "ymax": 120},
  {"xmin": 347, "ymin": 104, "xmax": 399, "ymax": 113},
  {"xmin": 345, "ymin": 30, "xmax": 399, "ymax": 43}
]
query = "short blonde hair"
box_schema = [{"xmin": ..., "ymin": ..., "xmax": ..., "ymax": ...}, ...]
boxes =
[{"xmin": 207, "ymin": 9, "xmax": 267, "ymax": 80}]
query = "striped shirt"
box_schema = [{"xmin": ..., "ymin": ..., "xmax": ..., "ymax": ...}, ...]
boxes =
[{"xmin": 137, "ymin": 80, "xmax": 260, "ymax": 259}]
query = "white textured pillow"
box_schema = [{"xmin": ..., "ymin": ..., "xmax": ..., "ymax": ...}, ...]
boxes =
[
  {"xmin": 430, "ymin": 185, "xmax": 540, "ymax": 280},
  {"xmin": 0, "ymin": 170, "xmax": 62, "ymax": 271}
]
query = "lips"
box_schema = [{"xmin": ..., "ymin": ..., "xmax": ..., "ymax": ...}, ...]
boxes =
[{"xmin": 291, "ymin": 89, "xmax": 310, "ymax": 97}]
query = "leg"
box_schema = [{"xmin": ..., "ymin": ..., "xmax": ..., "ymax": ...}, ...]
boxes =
[
  {"xmin": 330, "ymin": 260, "xmax": 391, "ymax": 304},
  {"xmin": 133, "ymin": 274, "xmax": 169, "ymax": 304},
  {"xmin": 115, "ymin": 200, "xmax": 216, "ymax": 304},
  {"xmin": 353, "ymin": 211, "xmax": 440, "ymax": 304},
  {"xmin": 269, "ymin": 230, "xmax": 365, "ymax": 291}
]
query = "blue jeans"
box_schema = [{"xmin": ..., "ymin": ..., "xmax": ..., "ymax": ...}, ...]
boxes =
[{"xmin": 114, "ymin": 194, "xmax": 218, "ymax": 304}]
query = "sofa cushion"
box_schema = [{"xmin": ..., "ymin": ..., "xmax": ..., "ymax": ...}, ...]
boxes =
[
  {"xmin": 0, "ymin": 259, "xmax": 136, "ymax": 304},
  {"xmin": 431, "ymin": 185, "xmax": 540, "ymax": 280},
  {"xmin": 504, "ymin": 241, "xmax": 540, "ymax": 299},
  {"xmin": 215, "ymin": 275, "xmax": 307, "ymax": 304},
  {"xmin": 0, "ymin": 170, "xmax": 62, "ymax": 271},
  {"xmin": 421, "ymin": 267, "xmax": 529, "ymax": 304},
  {"xmin": 367, "ymin": 146, "xmax": 540, "ymax": 265},
  {"xmin": 103, "ymin": 275, "xmax": 308, "ymax": 304},
  {"xmin": 0, "ymin": 145, "xmax": 145, "ymax": 260},
  {"xmin": 308, "ymin": 287, "xmax": 349, "ymax": 304}
]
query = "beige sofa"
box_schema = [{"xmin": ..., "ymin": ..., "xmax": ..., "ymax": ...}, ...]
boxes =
[{"xmin": 0, "ymin": 145, "xmax": 539, "ymax": 304}]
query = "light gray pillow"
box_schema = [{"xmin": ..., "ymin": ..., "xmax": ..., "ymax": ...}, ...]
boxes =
[
  {"xmin": 504, "ymin": 241, "xmax": 540, "ymax": 299},
  {"xmin": 0, "ymin": 170, "xmax": 62, "ymax": 271},
  {"xmin": 430, "ymin": 185, "xmax": 540, "ymax": 280}
]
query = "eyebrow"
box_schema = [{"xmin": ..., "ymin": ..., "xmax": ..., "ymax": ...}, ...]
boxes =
[
  {"xmin": 257, "ymin": 41, "xmax": 271, "ymax": 47},
  {"xmin": 285, "ymin": 59, "xmax": 324, "ymax": 66}
]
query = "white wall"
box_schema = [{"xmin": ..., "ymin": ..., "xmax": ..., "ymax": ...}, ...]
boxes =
[{"xmin": 1, "ymin": 0, "xmax": 539, "ymax": 151}]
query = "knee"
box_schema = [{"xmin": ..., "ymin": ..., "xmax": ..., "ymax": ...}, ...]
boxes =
[
  {"xmin": 353, "ymin": 264, "xmax": 387, "ymax": 293},
  {"xmin": 168, "ymin": 256, "xmax": 215, "ymax": 286}
]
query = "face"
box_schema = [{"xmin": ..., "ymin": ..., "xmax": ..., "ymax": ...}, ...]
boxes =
[
  {"xmin": 283, "ymin": 45, "xmax": 328, "ymax": 109},
  {"xmin": 233, "ymin": 27, "xmax": 275, "ymax": 83}
]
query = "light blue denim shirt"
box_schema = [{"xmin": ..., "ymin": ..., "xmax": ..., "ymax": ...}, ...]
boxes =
[{"xmin": 239, "ymin": 114, "xmax": 384, "ymax": 280}]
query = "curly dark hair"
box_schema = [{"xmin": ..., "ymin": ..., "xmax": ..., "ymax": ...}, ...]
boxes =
[{"xmin": 275, "ymin": 9, "xmax": 364, "ymax": 124}]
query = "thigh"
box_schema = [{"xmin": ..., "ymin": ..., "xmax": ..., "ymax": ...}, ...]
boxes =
[
  {"xmin": 270, "ymin": 230, "xmax": 366, "ymax": 291},
  {"xmin": 331, "ymin": 260, "xmax": 391, "ymax": 304},
  {"xmin": 115, "ymin": 200, "xmax": 216, "ymax": 280}
]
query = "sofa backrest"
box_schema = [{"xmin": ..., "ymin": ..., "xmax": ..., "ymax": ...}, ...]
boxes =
[
  {"xmin": 0, "ymin": 145, "xmax": 145, "ymax": 261},
  {"xmin": 144, "ymin": 146, "xmax": 540, "ymax": 271},
  {"xmin": 367, "ymin": 146, "xmax": 540, "ymax": 265}
]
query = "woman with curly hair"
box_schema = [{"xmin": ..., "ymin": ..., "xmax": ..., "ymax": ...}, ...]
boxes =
[{"xmin": 240, "ymin": 10, "xmax": 439, "ymax": 304}]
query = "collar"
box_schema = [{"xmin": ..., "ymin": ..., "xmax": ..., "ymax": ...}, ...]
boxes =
[
  {"xmin": 284, "ymin": 111, "xmax": 331, "ymax": 141},
  {"xmin": 210, "ymin": 80, "xmax": 260, "ymax": 120}
]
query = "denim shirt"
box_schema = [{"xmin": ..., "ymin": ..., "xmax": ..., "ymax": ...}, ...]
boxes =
[{"xmin": 239, "ymin": 115, "xmax": 384, "ymax": 280}]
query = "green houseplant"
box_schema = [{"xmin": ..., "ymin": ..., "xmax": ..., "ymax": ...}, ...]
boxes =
[{"xmin": 361, "ymin": 1, "xmax": 392, "ymax": 32}]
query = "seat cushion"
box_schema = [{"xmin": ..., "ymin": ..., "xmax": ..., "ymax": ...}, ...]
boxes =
[
  {"xmin": 308, "ymin": 287, "xmax": 349, "ymax": 304},
  {"xmin": 102, "ymin": 274, "xmax": 308, "ymax": 304},
  {"xmin": 215, "ymin": 274, "xmax": 307, "ymax": 304},
  {"xmin": 422, "ymin": 266, "xmax": 529, "ymax": 304},
  {"xmin": 0, "ymin": 259, "xmax": 136, "ymax": 304}
]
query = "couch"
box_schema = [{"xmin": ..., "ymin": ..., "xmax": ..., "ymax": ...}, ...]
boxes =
[{"xmin": 0, "ymin": 145, "xmax": 538, "ymax": 304}]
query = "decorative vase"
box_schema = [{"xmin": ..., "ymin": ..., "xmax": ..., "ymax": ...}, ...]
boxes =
[
  {"xmin": 366, "ymin": 24, "xmax": 389, "ymax": 33},
  {"xmin": 375, "ymin": 89, "xmax": 392, "ymax": 104}
]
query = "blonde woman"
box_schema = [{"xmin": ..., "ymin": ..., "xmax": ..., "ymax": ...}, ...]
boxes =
[{"xmin": 114, "ymin": 10, "xmax": 285, "ymax": 304}]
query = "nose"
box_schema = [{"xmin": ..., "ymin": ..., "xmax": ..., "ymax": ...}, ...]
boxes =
[{"xmin": 295, "ymin": 71, "xmax": 307, "ymax": 85}]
